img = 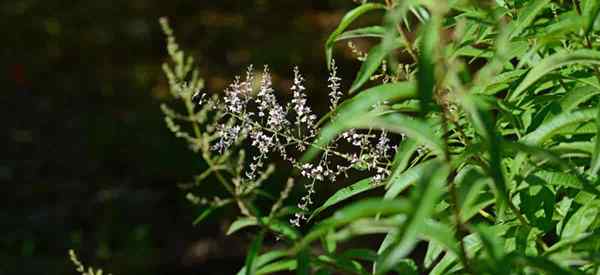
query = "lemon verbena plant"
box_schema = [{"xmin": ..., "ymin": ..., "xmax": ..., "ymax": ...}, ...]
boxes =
[{"xmin": 158, "ymin": 0, "xmax": 600, "ymax": 274}]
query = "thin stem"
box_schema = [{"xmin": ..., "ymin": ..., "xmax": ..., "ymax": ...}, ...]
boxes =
[
  {"xmin": 397, "ymin": 24, "xmax": 419, "ymax": 62},
  {"xmin": 442, "ymin": 107, "xmax": 473, "ymax": 274},
  {"xmin": 227, "ymin": 112, "xmax": 355, "ymax": 162}
]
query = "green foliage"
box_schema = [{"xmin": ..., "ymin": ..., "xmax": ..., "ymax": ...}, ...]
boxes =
[{"xmin": 159, "ymin": 0, "xmax": 600, "ymax": 274}]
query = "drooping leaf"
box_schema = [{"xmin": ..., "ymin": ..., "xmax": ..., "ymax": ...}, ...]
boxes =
[
  {"xmin": 559, "ymin": 85, "xmax": 600, "ymax": 112},
  {"xmin": 521, "ymin": 108, "xmax": 597, "ymax": 145},
  {"xmin": 510, "ymin": 50, "xmax": 600, "ymax": 102},
  {"xmin": 228, "ymin": 217, "xmax": 258, "ymax": 235},
  {"xmin": 325, "ymin": 3, "xmax": 387, "ymax": 68},
  {"xmin": 508, "ymin": 0, "xmax": 551, "ymax": 39},
  {"xmin": 349, "ymin": 43, "xmax": 398, "ymax": 94},
  {"xmin": 335, "ymin": 26, "xmax": 386, "ymax": 42},
  {"xmin": 303, "ymin": 82, "xmax": 416, "ymax": 162}
]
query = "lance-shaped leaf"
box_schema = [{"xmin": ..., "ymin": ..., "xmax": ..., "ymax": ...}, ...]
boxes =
[
  {"xmin": 417, "ymin": 14, "xmax": 440, "ymax": 116},
  {"xmin": 521, "ymin": 108, "xmax": 597, "ymax": 145},
  {"xmin": 291, "ymin": 199, "xmax": 410, "ymax": 253},
  {"xmin": 376, "ymin": 161, "xmax": 449, "ymax": 274},
  {"xmin": 325, "ymin": 3, "xmax": 386, "ymax": 68},
  {"xmin": 245, "ymin": 230, "xmax": 266, "ymax": 275},
  {"xmin": 236, "ymin": 250, "xmax": 288, "ymax": 275},
  {"xmin": 334, "ymin": 26, "xmax": 386, "ymax": 42},
  {"xmin": 349, "ymin": 42, "xmax": 398, "ymax": 94},
  {"xmin": 508, "ymin": 0, "xmax": 551, "ymax": 39},
  {"xmin": 302, "ymin": 82, "xmax": 417, "ymax": 162},
  {"xmin": 308, "ymin": 177, "xmax": 383, "ymax": 221},
  {"xmin": 510, "ymin": 50, "xmax": 600, "ymax": 102}
]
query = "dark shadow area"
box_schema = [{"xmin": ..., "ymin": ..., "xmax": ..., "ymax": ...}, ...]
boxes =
[{"xmin": 1, "ymin": 1, "xmax": 368, "ymax": 274}]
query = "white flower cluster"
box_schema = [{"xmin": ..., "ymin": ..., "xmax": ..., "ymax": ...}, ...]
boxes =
[
  {"xmin": 197, "ymin": 65, "xmax": 402, "ymax": 226},
  {"xmin": 328, "ymin": 60, "xmax": 343, "ymax": 110}
]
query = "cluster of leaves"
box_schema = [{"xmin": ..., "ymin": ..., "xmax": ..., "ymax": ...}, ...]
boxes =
[{"xmin": 159, "ymin": 0, "xmax": 600, "ymax": 274}]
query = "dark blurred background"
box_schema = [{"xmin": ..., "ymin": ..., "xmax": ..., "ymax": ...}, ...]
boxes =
[{"xmin": 1, "ymin": 1, "xmax": 375, "ymax": 274}]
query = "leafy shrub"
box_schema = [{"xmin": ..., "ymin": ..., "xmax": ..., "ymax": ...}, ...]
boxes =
[{"xmin": 158, "ymin": 0, "xmax": 600, "ymax": 274}]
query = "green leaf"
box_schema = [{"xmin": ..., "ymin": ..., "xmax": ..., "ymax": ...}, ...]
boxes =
[
  {"xmin": 591, "ymin": 104, "xmax": 600, "ymax": 176},
  {"xmin": 309, "ymin": 178, "xmax": 382, "ymax": 221},
  {"xmin": 430, "ymin": 234, "xmax": 482, "ymax": 275},
  {"xmin": 237, "ymin": 250, "xmax": 288, "ymax": 275},
  {"xmin": 376, "ymin": 161, "xmax": 449, "ymax": 274},
  {"xmin": 245, "ymin": 230, "xmax": 266, "ymax": 275},
  {"xmin": 192, "ymin": 201, "xmax": 232, "ymax": 225},
  {"xmin": 257, "ymin": 260, "xmax": 297, "ymax": 274},
  {"xmin": 349, "ymin": 44, "xmax": 389, "ymax": 94},
  {"xmin": 559, "ymin": 85, "xmax": 600, "ymax": 112},
  {"xmin": 582, "ymin": 0, "xmax": 600, "ymax": 35},
  {"xmin": 531, "ymin": 170, "xmax": 584, "ymax": 190},
  {"xmin": 316, "ymin": 255, "xmax": 367, "ymax": 275},
  {"xmin": 561, "ymin": 201, "xmax": 600, "ymax": 239},
  {"xmin": 334, "ymin": 26, "xmax": 386, "ymax": 42},
  {"xmin": 341, "ymin": 249, "xmax": 377, "ymax": 262},
  {"xmin": 387, "ymin": 138, "xmax": 419, "ymax": 182},
  {"xmin": 384, "ymin": 160, "xmax": 434, "ymax": 200},
  {"xmin": 510, "ymin": 50, "xmax": 600, "ymax": 102},
  {"xmin": 331, "ymin": 216, "xmax": 406, "ymax": 241},
  {"xmin": 456, "ymin": 166, "xmax": 494, "ymax": 222},
  {"xmin": 226, "ymin": 217, "xmax": 301, "ymax": 240},
  {"xmin": 322, "ymin": 229, "xmax": 337, "ymax": 253},
  {"xmin": 417, "ymin": 14, "xmax": 439, "ymax": 116},
  {"xmin": 325, "ymin": 3, "xmax": 387, "ymax": 68},
  {"xmin": 303, "ymin": 82, "xmax": 416, "ymax": 162},
  {"xmin": 510, "ymin": 255, "xmax": 576, "ymax": 275},
  {"xmin": 419, "ymin": 219, "xmax": 460, "ymax": 257},
  {"xmin": 227, "ymin": 217, "xmax": 257, "ymax": 235},
  {"xmin": 391, "ymin": 99, "xmax": 420, "ymax": 112},
  {"xmin": 519, "ymin": 183, "xmax": 554, "ymax": 231},
  {"xmin": 296, "ymin": 249, "xmax": 310, "ymax": 275},
  {"xmin": 464, "ymin": 97, "xmax": 510, "ymax": 218},
  {"xmin": 509, "ymin": 0, "xmax": 551, "ymax": 39},
  {"xmin": 423, "ymin": 241, "xmax": 444, "ymax": 269},
  {"xmin": 368, "ymin": 114, "xmax": 444, "ymax": 155},
  {"xmin": 292, "ymin": 199, "xmax": 410, "ymax": 253},
  {"xmin": 521, "ymin": 108, "xmax": 597, "ymax": 145},
  {"xmin": 472, "ymin": 224, "xmax": 505, "ymax": 268}
]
